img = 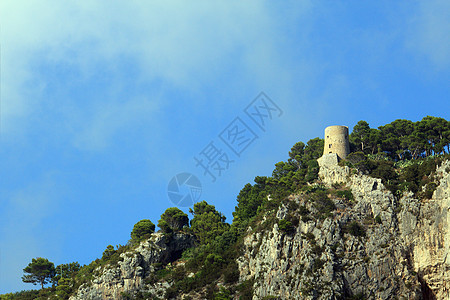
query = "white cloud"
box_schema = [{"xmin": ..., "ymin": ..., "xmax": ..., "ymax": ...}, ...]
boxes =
[
  {"xmin": 72, "ymin": 96, "xmax": 160, "ymax": 151},
  {"xmin": 1, "ymin": 1, "xmax": 309, "ymax": 146}
]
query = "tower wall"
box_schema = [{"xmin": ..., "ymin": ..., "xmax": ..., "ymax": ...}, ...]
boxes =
[{"xmin": 323, "ymin": 125, "xmax": 350, "ymax": 159}]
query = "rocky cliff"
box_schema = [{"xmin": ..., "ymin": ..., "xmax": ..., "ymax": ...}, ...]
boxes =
[
  {"xmin": 69, "ymin": 157, "xmax": 450, "ymax": 299},
  {"xmin": 69, "ymin": 233, "xmax": 194, "ymax": 300}
]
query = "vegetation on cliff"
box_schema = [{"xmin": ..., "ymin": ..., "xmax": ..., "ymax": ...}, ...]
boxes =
[{"xmin": 2, "ymin": 116, "xmax": 449, "ymax": 300}]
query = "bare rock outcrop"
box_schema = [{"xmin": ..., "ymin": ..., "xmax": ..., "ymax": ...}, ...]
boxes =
[
  {"xmin": 68, "ymin": 159, "xmax": 450, "ymax": 299},
  {"xmin": 69, "ymin": 233, "xmax": 194, "ymax": 300},
  {"xmin": 237, "ymin": 159, "xmax": 450, "ymax": 299}
]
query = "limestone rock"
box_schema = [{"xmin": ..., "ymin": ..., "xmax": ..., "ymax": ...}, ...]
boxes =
[
  {"xmin": 236, "ymin": 159, "xmax": 450, "ymax": 299},
  {"xmin": 69, "ymin": 233, "xmax": 194, "ymax": 300},
  {"xmin": 68, "ymin": 159, "xmax": 450, "ymax": 299}
]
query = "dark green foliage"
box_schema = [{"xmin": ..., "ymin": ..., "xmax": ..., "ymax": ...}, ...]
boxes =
[
  {"xmin": 422, "ymin": 182, "xmax": 437, "ymax": 199},
  {"xmin": 345, "ymin": 151, "xmax": 366, "ymax": 166},
  {"xmin": 350, "ymin": 121, "xmax": 381, "ymax": 155},
  {"xmin": 344, "ymin": 144, "xmax": 448, "ymax": 199},
  {"xmin": 158, "ymin": 207, "xmax": 189, "ymax": 233},
  {"xmin": 278, "ymin": 219, "xmax": 295, "ymax": 234},
  {"xmin": 375, "ymin": 215, "xmax": 382, "ymax": 224},
  {"xmin": 214, "ymin": 287, "xmax": 232, "ymax": 300},
  {"xmin": 312, "ymin": 258, "xmax": 325, "ymax": 272},
  {"xmin": 346, "ymin": 221, "xmax": 366, "ymax": 237},
  {"xmin": 0, "ymin": 288, "xmax": 57, "ymax": 300},
  {"xmin": 102, "ymin": 245, "xmax": 115, "ymax": 260},
  {"xmin": 309, "ymin": 190, "xmax": 336, "ymax": 218},
  {"xmin": 52, "ymin": 262, "xmax": 80, "ymax": 283},
  {"xmin": 272, "ymin": 138, "xmax": 324, "ymax": 191},
  {"xmin": 350, "ymin": 117, "xmax": 450, "ymax": 160},
  {"xmin": 163, "ymin": 203, "xmax": 241, "ymax": 298},
  {"xmin": 370, "ymin": 160, "xmax": 397, "ymax": 183},
  {"xmin": 131, "ymin": 219, "xmax": 155, "ymax": 241},
  {"xmin": 54, "ymin": 277, "xmax": 72, "ymax": 299},
  {"xmin": 50, "ymin": 261, "xmax": 81, "ymax": 298},
  {"xmin": 334, "ymin": 189, "xmax": 354, "ymax": 201},
  {"xmin": 8, "ymin": 117, "xmax": 449, "ymax": 300},
  {"xmin": 236, "ymin": 279, "xmax": 254, "ymax": 300},
  {"xmin": 399, "ymin": 157, "xmax": 444, "ymax": 199},
  {"xmin": 298, "ymin": 205, "xmax": 309, "ymax": 216},
  {"xmin": 304, "ymin": 232, "xmax": 315, "ymax": 243},
  {"xmin": 223, "ymin": 261, "xmax": 240, "ymax": 284},
  {"xmin": 345, "ymin": 293, "xmax": 365, "ymax": 300},
  {"xmin": 233, "ymin": 177, "xmax": 270, "ymax": 226},
  {"xmin": 22, "ymin": 257, "xmax": 56, "ymax": 289},
  {"xmin": 189, "ymin": 201, "xmax": 229, "ymax": 245},
  {"xmin": 298, "ymin": 205, "xmax": 312, "ymax": 222},
  {"xmin": 369, "ymin": 160, "xmax": 399, "ymax": 195},
  {"xmin": 70, "ymin": 259, "xmax": 100, "ymax": 287},
  {"xmin": 99, "ymin": 244, "xmax": 131, "ymax": 269}
]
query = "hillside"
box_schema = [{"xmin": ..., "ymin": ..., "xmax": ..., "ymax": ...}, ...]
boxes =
[{"xmin": 2, "ymin": 117, "xmax": 450, "ymax": 300}]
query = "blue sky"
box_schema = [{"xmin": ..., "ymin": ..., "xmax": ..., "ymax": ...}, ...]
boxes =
[{"xmin": 0, "ymin": 0, "xmax": 449, "ymax": 293}]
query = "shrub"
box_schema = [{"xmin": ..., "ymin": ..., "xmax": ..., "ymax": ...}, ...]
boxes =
[
  {"xmin": 334, "ymin": 190, "xmax": 354, "ymax": 201},
  {"xmin": 158, "ymin": 207, "xmax": 189, "ymax": 233},
  {"xmin": 278, "ymin": 219, "xmax": 295, "ymax": 234},
  {"xmin": 236, "ymin": 279, "xmax": 254, "ymax": 300},
  {"xmin": 310, "ymin": 190, "xmax": 336, "ymax": 217},
  {"xmin": 346, "ymin": 151, "xmax": 366, "ymax": 165},
  {"xmin": 346, "ymin": 221, "xmax": 366, "ymax": 237},
  {"xmin": 130, "ymin": 219, "xmax": 155, "ymax": 241},
  {"xmin": 375, "ymin": 215, "xmax": 382, "ymax": 224},
  {"xmin": 102, "ymin": 245, "xmax": 115, "ymax": 260}
]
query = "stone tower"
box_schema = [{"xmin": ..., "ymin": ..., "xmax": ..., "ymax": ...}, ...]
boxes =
[{"xmin": 323, "ymin": 125, "xmax": 350, "ymax": 160}]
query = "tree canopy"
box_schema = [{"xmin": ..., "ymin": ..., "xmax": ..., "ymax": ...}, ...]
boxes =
[
  {"xmin": 22, "ymin": 257, "xmax": 56, "ymax": 289},
  {"xmin": 350, "ymin": 116, "xmax": 450, "ymax": 160},
  {"xmin": 189, "ymin": 201, "xmax": 229, "ymax": 245},
  {"xmin": 158, "ymin": 207, "xmax": 189, "ymax": 233},
  {"xmin": 130, "ymin": 219, "xmax": 155, "ymax": 241}
]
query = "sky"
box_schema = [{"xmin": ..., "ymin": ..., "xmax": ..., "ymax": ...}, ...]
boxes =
[{"xmin": 0, "ymin": 0, "xmax": 449, "ymax": 293}]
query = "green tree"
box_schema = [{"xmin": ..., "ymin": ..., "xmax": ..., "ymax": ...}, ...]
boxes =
[
  {"xmin": 350, "ymin": 120, "xmax": 370, "ymax": 152},
  {"xmin": 417, "ymin": 116, "xmax": 450, "ymax": 155},
  {"xmin": 288, "ymin": 141, "xmax": 305, "ymax": 165},
  {"xmin": 130, "ymin": 219, "xmax": 155, "ymax": 241},
  {"xmin": 406, "ymin": 126, "xmax": 427, "ymax": 159},
  {"xmin": 379, "ymin": 119, "xmax": 414, "ymax": 160},
  {"xmin": 22, "ymin": 257, "xmax": 56, "ymax": 289},
  {"xmin": 52, "ymin": 262, "xmax": 80, "ymax": 285},
  {"xmin": 102, "ymin": 245, "xmax": 116, "ymax": 260},
  {"xmin": 189, "ymin": 201, "xmax": 229, "ymax": 245},
  {"xmin": 232, "ymin": 177, "xmax": 269, "ymax": 224},
  {"xmin": 55, "ymin": 277, "xmax": 72, "ymax": 299},
  {"xmin": 272, "ymin": 138, "xmax": 324, "ymax": 191},
  {"xmin": 350, "ymin": 121, "xmax": 381, "ymax": 154},
  {"xmin": 302, "ymin": 137, "xmax": 324, "ymax": 162},
  {"xmin": 158, "ymin": 207, "xmax": 189, "ymax": 233}
]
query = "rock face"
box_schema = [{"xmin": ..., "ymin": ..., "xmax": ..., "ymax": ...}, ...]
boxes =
[
  {"xmin": 237, "ymin": 159, "xmax": 450, "ymax": 299},
  {"xmin": 69, "ymin": 233, "xmax": 194, "ymax": 300},
  {"xmin": 69, "ymin": 159, "xmax": 450, "ymax": 299},
  {"xmin": 399, "ymin": 161, "xmax": 450, "ymax": 299}
]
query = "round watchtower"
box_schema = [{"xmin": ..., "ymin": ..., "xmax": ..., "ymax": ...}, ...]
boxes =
[{"xmin": 323, "ymin": 125, "xmax": 350, "ymax": 160}]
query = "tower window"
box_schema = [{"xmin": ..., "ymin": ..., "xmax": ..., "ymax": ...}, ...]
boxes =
[{"xmin": 329, "ymin": 144, "xmax": 332, "ymax": 148}]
